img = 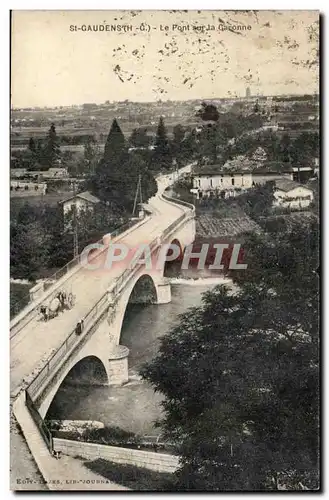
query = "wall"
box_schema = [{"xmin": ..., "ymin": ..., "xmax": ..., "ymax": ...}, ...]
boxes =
[
  {"xmin": 63, "ymin": 198, "xmax": 93, "ymax": 216},
  {"xmin": 193, "ymin": 173, "xmax": 253, "ymax": 191},
  {"xmin": 252, "ymin": 172, "xmax": 293, "ymax": 185},
  {"xmin": 54, "ymin": 438, "xmax": 179, "ymax": 474},
  {"xmin": 10, "ymin": 180, "xmax": 47, "ymax": 196}
]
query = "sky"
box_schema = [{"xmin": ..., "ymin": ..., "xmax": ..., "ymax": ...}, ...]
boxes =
[{"xmin": 11, "ymin": 10, "xmax": 319, "ymax": 108}]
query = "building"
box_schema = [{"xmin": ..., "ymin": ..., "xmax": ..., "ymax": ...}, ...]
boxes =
[
  {"xmin": 252, "ymin": 170, "xmax": 293, "ymax": 186},
  {"xmin": 46, "ymin": 168, "xmax": 69, "ymax": 178},
  {"xmin": 246, "ymin": 86, "xmax": 251, "ymax": 98},
  {"xmin": 10, "ymin": 168, "xmax": 28, "ymax": 179},
  {"xmin": 273, "ymin": 179, "xmax": 314, "ymax": 210},
  {"xmin": 291, "ymin": 166, "xmax": 315, "ymax": 183},
  {"xmin": 28, "ymin": 168, "xmax": 69, "ymax": 180},
  {"xmin": 10, "ymin": 180, "xmax": 47, "ymax": 196},
  {"xmin": 192, "ymin": 167, "xmax": 253, "ymax": 199},
  {"xmin": 59, "ymin": 191, "xmax": 101, "ymax": 217},
  {"xmin": 192, "ymin": 166, "xmax": 295, "ymax": 199}
]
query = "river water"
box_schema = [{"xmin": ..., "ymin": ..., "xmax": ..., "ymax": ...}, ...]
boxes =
[{"xmin": 47, "ymin": 279, "xmax": 230, "ymax": 435}]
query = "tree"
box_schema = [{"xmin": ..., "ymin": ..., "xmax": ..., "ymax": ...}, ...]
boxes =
[
  {"xmin": 129, "ymin": 128, "xmax": 150, "ymax": 148},
  {"xmin": 173, "ymin": 124, "xmax": 185, "ymax": 145},
  {"xmin": 89, "ymin": 119, "xmax": 157, "ymax": 212},
  {"xmin": 196, "ymin": 102, "xmax": 219, "ymax": 122},
  {"xmin": 43, "ymin": 123, "xmax": 61, "ymax": 168},
  {"xmin": 141, "ymin": 222, "xmax": 319, "ymax": 491},
  {"xmin": 236, "ymin": 181, "xmax": 275, "ymax": 220},
  {"xmin": 28, "ymin": 137, "xmax": 36, "ymax": 153},
  {"xmin": 10, "ymin": 220, "xmax": 50, "ymax": 280},
  {"xmin": 172, "ymin": 124, "xmax": 186, "ymax": 166},
  {"xmin": 153, "ymin": 117, "xmax": 172, "ymax": 170},
  {"xmin": 103, "ymin": 118, "xmax": 126, "ymax": 164},
  {"xmin": 290, "ymin": 132, "xmax": 319, "ymax": 168},
  {"xmin": 90, "ymin": 119, "xmax": 127, "ymax": 206},
  {"xmin": 280, "ymin": 134, "xmax": 292, "ymax": 163}
]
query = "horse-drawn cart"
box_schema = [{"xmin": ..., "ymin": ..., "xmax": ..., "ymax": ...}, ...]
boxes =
[{"xmin": 39, "ymin": 291, "xmax": 76, "ymax": 322}]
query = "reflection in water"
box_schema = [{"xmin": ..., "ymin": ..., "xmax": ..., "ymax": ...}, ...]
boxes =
[{"xmin": 47, "ymin": 283, "xmax": 220, "ymax": 434}]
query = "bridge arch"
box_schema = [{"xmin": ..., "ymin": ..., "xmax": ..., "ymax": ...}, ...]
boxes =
[
  {"xmin": 45, "ymin": 355, "xmax": 108, "ymax": 420},
  {"xmin": 127, "ymin": 273, "xmax": 158, "ymax": 305},
  {"xmin": 108, "ymin": 272, "xmax": 160, "ymax": 344},
  {"xmin": 163, "ymin": 238, "xmax": 184, "ymax": 277},
  {"xmin": 37, "ymin": 354, "xmax": 110, "ymax": 419},
  {"xmin": 36, "ymin": 272, "xmax": 166, "ymax": 418}
]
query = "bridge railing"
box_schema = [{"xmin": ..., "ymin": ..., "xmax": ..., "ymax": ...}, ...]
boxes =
[
  {"xmin": 161, "ymin": 191, "xmax": 196, "ymax": 213},
  {"xmin": 26, "ymin": 293, "xmax": 109, "ymax": 400},
  {"xmin": 25, "ymin": 390, "xmax": 54, "ymax": 453}
]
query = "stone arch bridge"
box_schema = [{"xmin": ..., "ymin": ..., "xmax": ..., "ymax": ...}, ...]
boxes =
[{"xmin": 11, "ymin": 189, "xmax": 195, "ymax": 423}]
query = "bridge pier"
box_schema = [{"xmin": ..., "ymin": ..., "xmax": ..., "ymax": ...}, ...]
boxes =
[
  {"xmin": 155, "ymin": 279, "xmax": 171, "ymax": 304},
  {"xmin": 107, "ymin": 345, "xmax": 130, "ymax": 385}
]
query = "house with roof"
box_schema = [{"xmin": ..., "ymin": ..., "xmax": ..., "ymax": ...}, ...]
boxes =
[
  {"xmin": 192, "ymin": 166, "xmax": 253, "ymax": 199},
  {"xmin": 59, "ymin": 191, "xmax": 101, "ymax": 217},
  {"xmin": 191, "ymin": 165, "xmax": 293, "ymax": 199},
  {"xmin": 273, "ymin": 179, "xmax": 314, "ymax": 210}
]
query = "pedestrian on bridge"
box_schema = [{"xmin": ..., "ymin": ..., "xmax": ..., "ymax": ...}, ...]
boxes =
[{"xmin": 75, "ymin": 320, "xmax": 84, "ymax": 335}]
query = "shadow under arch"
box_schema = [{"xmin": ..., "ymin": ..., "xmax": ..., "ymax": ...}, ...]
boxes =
[
  {"xmin": 127, "ymin": 273, "xmax": 158, "ymax": 305},
  {"xmin": 45, "ymin": 355, "xmax": 108, "ymax": 420},
  {"xmin": 120, "ymin": 273, "xmax": 158, "ymax": 353},
  {"xmin": 164, "ymin": 238, "xmax": 183, "ymax": 277}
]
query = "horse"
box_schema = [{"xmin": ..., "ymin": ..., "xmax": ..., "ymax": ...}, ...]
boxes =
[{"xmin": 48, "ymin": 297, "xmax": 61, "ymax": 319}]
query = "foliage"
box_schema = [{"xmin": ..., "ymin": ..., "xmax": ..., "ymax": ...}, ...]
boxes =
[
  {"xmin": 10, "ymin": 201, "xmax": 127, "ymax": 280},
  {"xmin": 235, "ymin": 182, "xmax": 275, "ymax": 220},
  {"xmin": 223, "ymin": 129, "xmax": 319, "ymax": 169},
  {"xmin": 196, "ymin": 102, "xmax": 220, "ymax": 122},
  {"xmin": 89, "ymin": 119, "xmax": 157, "ymax": 212},
  {"xmin": 10, "ymin": 218, "xmax": 50, "ymax": 280},
  {"xmin": 171, "ymin": 124, "xmax": 186, "ymax": 166},
  {"xmin": 129, "ymin": 127, "xmax": 151, "ymax": 148},
  {"xmin": 103, "ymin": 118, "xmax": 126, "ymax": 164},
  {"xmin": 153, "ymin": 117, "xmax": 172, "ymax": 170},
  {"xmin": 10, "ymin": 282, "xmax": 31, "ymax": 318},
  {"xmin": 43, "ymin": 123, "xmax": 61, "ymax": 168},
  {"xmin": 141, "ymin": 221, "xmax": 319, "ymax": 491}
]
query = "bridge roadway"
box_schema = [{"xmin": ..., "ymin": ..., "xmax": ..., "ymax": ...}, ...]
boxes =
[{"xmin": 10, "ymin": 166, "xmax": 192, "ymax": 396}]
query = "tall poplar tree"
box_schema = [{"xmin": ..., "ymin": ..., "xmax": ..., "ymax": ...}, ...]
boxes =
[
  {"xmin": 154, "ymin": 116, "xmax": 172, "ymax": 170},
  {"xmin": 44, "ymin": 123, "xmax": 61, "ymax": 167}
]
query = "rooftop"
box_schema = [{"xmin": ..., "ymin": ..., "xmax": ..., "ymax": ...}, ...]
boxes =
[
  {"xmin": 274, "ymin": 179, "xmax": 309, "ymax": 192},
  {"xmin": 193, "ymin": 164, "xmax": 293, "ymax": 176},
  {"xmin": 59, "ymin": 191, "xmax": 101, "ymax": 205}
]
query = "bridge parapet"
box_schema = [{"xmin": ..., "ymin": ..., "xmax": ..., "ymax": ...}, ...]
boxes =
[{"xmin": 25, "ymin": 292, "xmax": 109, "ymax": 401}]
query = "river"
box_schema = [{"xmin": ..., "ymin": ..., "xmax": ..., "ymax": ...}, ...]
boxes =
[{"xmin": 47, "ymin": 279, "xmax": 230, "ymax": 436}]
